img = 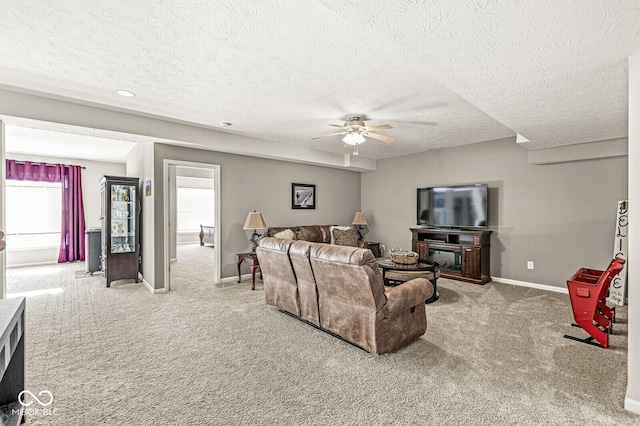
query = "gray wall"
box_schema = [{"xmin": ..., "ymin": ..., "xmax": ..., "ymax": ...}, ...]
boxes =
[
  {"xmin": 153, "ymin": 143, "xmax": 361, "ymax": 289},
  {"xmin": 361, "ymin": 137, "xmax": 628, "ymax": 288}
]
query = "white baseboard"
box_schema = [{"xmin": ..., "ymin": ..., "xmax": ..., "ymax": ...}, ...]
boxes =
[
  {"xmin": 226, "ymin": 274, "xmax": 566, "ymax": 294},
  {"xmin": 492, "ymin": 276, "xmax": 568, "ymax": 294},
  {"xmin": 141, "ymin": 275, "xmax": 154, "ymax": 293},
  {"xmin": 140, "ymin": 274, "xmax": 166, "ymax": 294},
  {"xmin": 219, "ymin": 274, "xmax": 251, "ymax": 284},
  {"xmin": 7, "ymin": 260, "xmax": 59, "ymax": 268},
  {"xmin": 624, "ymin": 396, "xmax": 640, "ymax": 415}
]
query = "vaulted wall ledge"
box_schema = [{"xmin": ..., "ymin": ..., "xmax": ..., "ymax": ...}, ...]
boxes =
[{"xmin": 527, "ymin": 137, "xmax": 628, "ymax": 165}]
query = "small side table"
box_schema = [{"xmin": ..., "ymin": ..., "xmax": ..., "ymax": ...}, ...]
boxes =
[
  {"xmin": 237, "ymin": 252, "xmax": 262, "ymax": 290},
  {"xmin": 358, "ymin": 241, "xmax": 382, "ymax": 257},
  {"xmin": 366, "ymin": 242, "xmax": 381, "ymax": 258}
]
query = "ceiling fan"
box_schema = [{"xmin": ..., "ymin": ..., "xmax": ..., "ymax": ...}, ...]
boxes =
[{"xmin": 311, "ymin": 116, "xmax": 394, "ymax": 155}]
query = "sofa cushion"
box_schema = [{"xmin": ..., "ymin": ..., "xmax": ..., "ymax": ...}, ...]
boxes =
[
  {"xmin": 267, "ymin": 225, "xmax": 334, "ymax": 243},
  {"xmin": 289, "ymin": 240, "xmax": 320, "ymax": 325},
  {"xmin": 333, "ymin": 227, "xmax": 358, "ymax": 247},
  {"xmin": 267, "ymin": 227, "xmax": 290, "ymax": 237},
  {"xmin": 329, "ymin": 225, "xmax": 351, "ymax": 244},
  {"xmin": 310, "ymin": 244, "xmax": 388, "ymax": 352},
  {"xmin": 297, "ymin": 226, "xmax": 323, "ymax": 243},
  {"xmin": 256, "ymin": 237, "xmax": 300, "ymax": 316},
  {"xmin": 273, "ymin": 229, "xmax": 295, "ymax": 240}
]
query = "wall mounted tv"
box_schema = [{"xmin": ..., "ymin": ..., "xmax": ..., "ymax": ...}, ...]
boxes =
[{"xmin": 417, "ymin": 184, "xmax": 488, "ymax": 229}]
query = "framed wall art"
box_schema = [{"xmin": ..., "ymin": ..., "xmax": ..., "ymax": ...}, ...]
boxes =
[{"xmin": 291, "ymin": 183, "xmax": 315, "ymax": 209}]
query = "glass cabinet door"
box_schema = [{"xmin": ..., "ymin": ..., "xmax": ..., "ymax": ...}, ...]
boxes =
[{"xmin": 110, "ymin": 183, "xmax": 136, "ymax": 253}]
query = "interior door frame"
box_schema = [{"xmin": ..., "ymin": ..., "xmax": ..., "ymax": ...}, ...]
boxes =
[
  {"xmin": 0, "ymin": 121, "xmax": 5, "ymax": 299},
  {"xmin": 163, "ymin": 159, "xmax": 220, "ymax": 292}
]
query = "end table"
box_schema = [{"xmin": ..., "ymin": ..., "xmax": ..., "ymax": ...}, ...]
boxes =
[
  {"xmin": 237, "ymin": 252, "xmax": 262, "ymax": 290},
  {"xmin": 358, "ymin": 241, "xmax": 381, "ymax": 257}
]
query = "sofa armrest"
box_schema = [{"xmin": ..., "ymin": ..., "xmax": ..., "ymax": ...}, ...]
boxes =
[{"xmin": 382, "ymin": 278, "xmax": 434, "ymax": 318}]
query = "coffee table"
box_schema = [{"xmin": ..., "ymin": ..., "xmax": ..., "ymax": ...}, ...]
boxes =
[{"xmin": 377, "ymin": 258, "xmax": 440, "ymax": 303}]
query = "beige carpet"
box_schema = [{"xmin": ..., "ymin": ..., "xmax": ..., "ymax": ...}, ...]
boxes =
[{"xmin": 6, "ymin": 245, "xmax": 638, "ymax": 425}]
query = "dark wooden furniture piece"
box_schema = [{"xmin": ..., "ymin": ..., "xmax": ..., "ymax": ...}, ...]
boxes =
[
  {"xmin": 199, "ymin": 225, "xmax": 215, "ymax": 246},
  {"xmin": 0, "ymin": 297, "xmax": 25, "ymax": 426},
  {"xmin": 85, "ymin": 226, "xmax": 102, "ymax": 274},
  {"xmin": 359, "ymin": 241, "xmax": 381, "ymax": 257},
  {"xmin": 564, "ymin": 258, "xmax": 625, "ymax": 348},
  {"xmin": 237, "ymin": 252, "xmax": 262, "ymax": 290},
  {"xmin": 101, "ymin": 176, "xmax": 140, "ymax": 287},
  {"xmin": 377, "ymin": 258, "xmax": 440, "ymax": 303},
  {"xmin": 411, "ymin": 227, "xmax": 491, "ymax": 284}
]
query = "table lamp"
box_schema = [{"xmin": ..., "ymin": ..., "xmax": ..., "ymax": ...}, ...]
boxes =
[
  {"xmin": 352, "ymin": 211, "xmax": 368, "ymax": 240},
  {"xmin": 243, "ymin": 211, "xmax": 267, "ymax": 253}
]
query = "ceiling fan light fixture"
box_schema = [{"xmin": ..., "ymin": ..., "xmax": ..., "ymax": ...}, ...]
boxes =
[{"xmin": 343, "ymin": 132, "xmax": 366, "ymax": 145}]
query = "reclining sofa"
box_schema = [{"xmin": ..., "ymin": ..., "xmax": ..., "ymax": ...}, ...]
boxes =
[{"xmin": 256, "ymin": 237, "xmax": 434, "ymax": 355}]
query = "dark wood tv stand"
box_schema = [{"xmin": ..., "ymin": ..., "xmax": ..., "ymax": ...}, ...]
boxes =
[{"xmin": 411, "ymin": 227, "xmax": 491, "ymax": 285}]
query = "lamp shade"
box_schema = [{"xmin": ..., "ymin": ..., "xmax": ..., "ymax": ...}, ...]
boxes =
[
  {"xmin": 243, "ymin": 211, "xmax": 267, "ymax": 230},
  {"xmin": 352, "ymin": 211, "xmax": 368, "ymax": 225}
]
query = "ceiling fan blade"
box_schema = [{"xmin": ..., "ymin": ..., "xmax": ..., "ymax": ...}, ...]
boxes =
[
  {"xmin": 329, "ymin": 124, "xmax": 345, "ymax": 128},
  {"xmin": 311, "ymin": 131, "xmax": 347, "ymax": 140},
  {"xmin": 364, "ymin": 132, "xmax": 394, "ymax": 143},
  {"xmin": 365, "ymin": 124, "xmax": 393, "ymax": 131}
]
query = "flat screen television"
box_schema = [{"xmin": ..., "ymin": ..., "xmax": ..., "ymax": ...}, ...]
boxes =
[{"xmin": 417, "ymin": 184, "xmax": 488, "ymax": 228}]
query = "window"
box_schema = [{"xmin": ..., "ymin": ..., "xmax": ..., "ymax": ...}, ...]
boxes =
[
  {"xmin": 177, "ymin": 187, "xmax": 214, "ymax": 232},
  {"xmin": 6, "ymin": 180, "xmax": 61, "ymax": 249}
]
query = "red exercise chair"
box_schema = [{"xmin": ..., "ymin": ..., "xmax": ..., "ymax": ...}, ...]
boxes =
[{"xmin": 564, "ymin": 257, "xmax": 626, "ymax": 348}]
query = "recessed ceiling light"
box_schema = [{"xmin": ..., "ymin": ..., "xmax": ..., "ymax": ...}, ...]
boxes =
[{"xmin": 116, "ymin": 90, "xmax": 135, "ymax": 97}]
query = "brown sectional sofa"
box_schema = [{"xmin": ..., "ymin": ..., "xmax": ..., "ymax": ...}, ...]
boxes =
[
  {"xmin": 266, "ymin": 224, "xmax": 374, "ymax": 250},
  {"xmin": 266, "ymin": 225, "xmax": 333, "ymax": 243},
  {"xmin": 256, "ymin": 236, "xmax": 434, "ymax": 355}
]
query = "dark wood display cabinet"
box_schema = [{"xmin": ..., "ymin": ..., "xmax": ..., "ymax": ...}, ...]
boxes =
[
  {"xmin": 411, "ymin": 227, "xmax": 492, "ymax": 285},
  {"xmin": 101, "ymin": 176, "xmax": 140, "ymax": 287}
]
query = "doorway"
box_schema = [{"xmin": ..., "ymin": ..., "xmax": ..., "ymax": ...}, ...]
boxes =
[{"xmin": 163, "ymin": 160, "xmax": 220, "ymax": 292}]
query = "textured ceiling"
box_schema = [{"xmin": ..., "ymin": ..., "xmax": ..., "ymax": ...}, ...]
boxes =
[{"xmin": 0, "ymin": 1, "xmax": 639, "ymax": 162}]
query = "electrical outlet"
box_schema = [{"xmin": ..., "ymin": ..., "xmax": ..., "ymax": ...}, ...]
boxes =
[{"xmin": 527, "ymin": 261, "xmax": 534, "ymax": 270}]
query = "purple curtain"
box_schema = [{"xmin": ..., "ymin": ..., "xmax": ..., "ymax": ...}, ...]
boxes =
[
  {"xmin": 6, "ymin": 160, "xmax": 63, "ymax": 182},
  {"xmin": 5, "ymin": 159, "xmax": 86, "ymax": 263},
  {"xmin": 58, "ymin": 165, "xmax": 86, "ymax": 262}
]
